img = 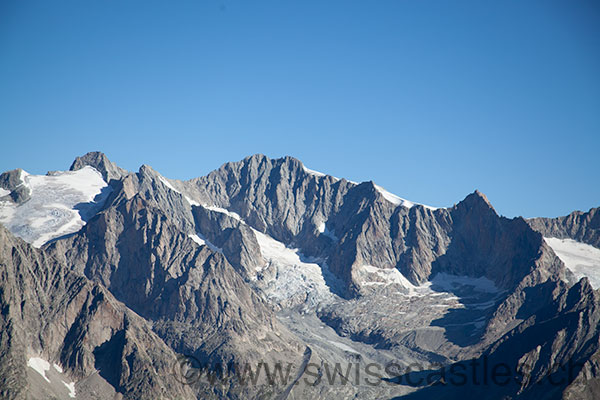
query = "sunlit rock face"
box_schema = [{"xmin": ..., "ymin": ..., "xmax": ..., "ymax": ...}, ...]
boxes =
[{"xmin": 1, "ymin": 152, "xmax": 599, "ymax": 399}]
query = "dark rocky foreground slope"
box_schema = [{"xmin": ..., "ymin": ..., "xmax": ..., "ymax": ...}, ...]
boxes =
[
  {"xmin": 393, "ymin": 278, "xmax": 600, "ymax": 400},
  {"xmin": 0, "ymin": 225, "xmax": 195, "ymax": 400},
  {"xmin": 0, "ymin": 152, "xmax": 598, "ymax": 399}
]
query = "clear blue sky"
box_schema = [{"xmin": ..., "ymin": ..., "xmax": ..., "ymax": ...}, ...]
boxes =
[{"xmin": 1, "ymin": 0, "xmax": 598, "ymax": 218}]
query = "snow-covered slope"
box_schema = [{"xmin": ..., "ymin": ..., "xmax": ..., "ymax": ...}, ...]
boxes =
[
  {"xmin": 27, "ymin": 356, "xmax": 77, "ymax": 398},
  {"xmin": 188, "ymin": 233, "xmax": 222, "ymax": 253},
  {"xmin": 374, "ymin": 184, "xmax": 437, "ymax": 210},
  {"xmin": 252, "ymin": 228, "xmax": 344, "ymax": 309},
  {"xmin": 302, "ymin": 165, "xmax": 326, "ymax": 177},
  {"xmin": 0, "ymin": 166, "xmax": 110, "ymax": 247},
  {"xmin": 355, "ymin": 264, "xmax": 417, "ymax": 294},
  {"xmin": 545, "ymin": 237, "xmax": 600, "ymax": 289}
]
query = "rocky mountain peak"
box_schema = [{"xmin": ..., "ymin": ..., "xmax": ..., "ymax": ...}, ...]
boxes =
[
  {"xmin": 0, "ymin": 168, "xmax": 25, "ymax": 191},
  {"xmin": 215, "ymin": 154, "xmax": 328, "ymax": 185},
  {"xmin": 2, "ymin": 153, "xmax": 600, "ymax": 399},
  {"xmin": 137, "ymin": 163, "xmax": 158, "ymax": 177},
  {"xmin": 455, "ymin": 189, "xmax": 496, "ymax": 214},
  {"xmin": 0, "ymin": 168, "xmax": 30, "ymax": 204},
  {"xmin": 70, "ymin": 151, "xmax": 128, "ymax": 183},
  {"xmin": 241, "ymin": 153, "xmax": 270, "ymax": 166}
]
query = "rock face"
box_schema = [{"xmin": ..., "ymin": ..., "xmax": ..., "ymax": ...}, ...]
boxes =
[
  {"xmin": 70, "ymin": 151, "xmax": 129, "ymax": 183},
  {"xmin": 46, "ymin": 161, "xmax": 307, "ymax": 398},
  {"xmin": 172, "ymin": 156, "xmax": 564, "ymax": 296},
  {"xmin": 529, "ymin": 207, "xmax": 600, "ymax": 248},
  {"xmin": 392, "ymin": 278, "xmax": 600, "ymax": 400},
  {"xmin": 46, "ymin": 195, "xmax": 304, "ymax": 371},
  {"xmin": 191, "ymin": 205, "xmax": 265, "ymax": 276},
  {"xmin": 1, "ymin": 151, "xmax": 599, "ymax": 399},
  {"xmin": 0, "ymin": 169, "xmax": 30, "ymax": 204},
  {"xmin": 0, "ymin": 225, "xmax": 195, "ymax": 400}
]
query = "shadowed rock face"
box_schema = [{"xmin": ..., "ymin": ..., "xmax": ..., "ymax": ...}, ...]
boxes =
[
  {"xmin": 191, "ymin": 205, "xmax": 265, "ymax": 275},
  {"xmin": 391, "ymin": 278, "xmax": 600, "ymax": 400},
  {"xmin": 0, "ymin": 225, "xmax": 195, "ymax": 400},
  {"xmin": 2, "ymin": 151, "xmax": 600, "ymax": 399},
  {"xmin": 528, "ymin": 207, "xmax": 600, "ymax": 249}
]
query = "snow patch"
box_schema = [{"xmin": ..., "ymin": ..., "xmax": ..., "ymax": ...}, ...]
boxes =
[
  {"xmin": 356, "ymin": 265, "xmax": 417, "ymax": 295},
  {"xmin": 317, "ymin": 221, "xmax": 338, "ymax": 241},
  {"xmin": 302, "ymin": 164, "xmax": 341, "ymax": 181},
  {"xmin": 62, "ymin": 380, "xmax": 76, "ymax": 398},
  {"xmin": 53, "ymin": 363, "xmax": 63, "ymax": 373},
  {"xmin": 158, "ymin": 176, "xmax": 177, "ymax": 192},
  {"xmin": 186, "ymin": 196, "xmax": 200, "ymax": 206},
  {"xmin": 204, "ymin": 205, "xmax": 242, "ymax": 221},
  {"xmin": 27, "ymin": 357, "xmax": 51, "ymax": 382},
  {"xmin": 0, "ymin": 187, "xmax": 10, "ymax": 197},
  {"xmin": 189, "ymin": 233, "xmax": 222, "ymax": 253},
  {"xmin": 374, "ymin": 184, "xmax": 437, "ymax": 210},
  {"xmin": 302, "ymin": 165, "xmax": 326, "ymax": 177},
  {"xmin": 317, "ymin": 222, "xmax": 325, "ymax": 233},
  {"xmin": 0, "ymin": 167, "xmax": 110, "ymax": 247},
  {"xmin": 188, "ymin": 234, "xmax": 205, "ymax": 245},
  {"xmin": 545, "ymin": 237, "xmax": 600, "ymax": 289}
]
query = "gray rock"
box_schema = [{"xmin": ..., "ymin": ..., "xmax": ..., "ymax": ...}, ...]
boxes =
[
  {"xmin": 392, "ymin": 278, "xmax": 600, "ymax": 400},
  {"xmin": 191, "ymin": 205, "xmax": 265, "ymax": 276},
  {"xmin": 45, "ymin": 165, "xmax": 307, "ymax": 398},
  {"xmin": 70, "ymin": 151, "xmax": 129, "ymax": 183},
  {"xmin": 529, "ymin": 206, "xmax": 600, "ymax": 248},
  {"xmin": 2, "ymin": 152, "xmax": 600, "ymax": 399},
  {"xmin": 0, "ymin": 169, "xmax": 30, "ymax": 204},
  {"xmin": 0, "ymin": 224, "xmax": 195, "ymax": 400}
]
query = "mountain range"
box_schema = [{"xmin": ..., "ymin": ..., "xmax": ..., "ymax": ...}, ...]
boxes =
[{"xmin": 0, "ymin": 152, "xmax": 599, "ymax": 399}]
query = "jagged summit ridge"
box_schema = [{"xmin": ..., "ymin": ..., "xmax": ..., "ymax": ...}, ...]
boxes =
[{"xmin": 1, "ymin": 152, "xmax": 600, "ymax": 399}]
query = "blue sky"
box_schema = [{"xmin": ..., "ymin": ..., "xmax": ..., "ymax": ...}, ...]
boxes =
[{"xmin": 1, "ymin": 0, "xmax": 598, "ymax": 218}]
